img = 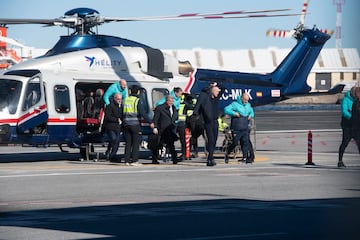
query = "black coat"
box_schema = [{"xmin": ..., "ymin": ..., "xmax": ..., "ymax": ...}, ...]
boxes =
[
  {"xmin": 103, "ymin": 100, "xmax": 123, "ymax": 131},
  {"xmin": 152, "ymin": 103, "xmax": 178, "ymax": 143},
  {"xmin": 193, "ymin": 84, "xmax": 225, "ymax": 124}
]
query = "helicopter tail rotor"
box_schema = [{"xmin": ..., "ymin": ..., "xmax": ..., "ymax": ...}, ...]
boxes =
[{"xmin": 266, "ymin": 0, "xmax": 333, "ymax": 39}]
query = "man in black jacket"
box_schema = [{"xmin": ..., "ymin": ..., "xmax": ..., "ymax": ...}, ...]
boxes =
[
  {"xmin": 152, "ymin": 95, "xmax": 179, "ymax": 164},
  {"xmin": 103, "ymin": 93, "xmax": 123, "ymax": 162},
  {"xmin": 193, "ymin": 82, "xmax": 225, "ymax": 166}
]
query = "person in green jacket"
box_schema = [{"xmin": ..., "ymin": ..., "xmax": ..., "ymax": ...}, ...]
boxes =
[
  {"xmin": 155, "ymin": 87, "xmax": 183, "ymax": 110},
  {"xmin": 103, "ymin": 79, "xmax": 127, "ymax": 106},
  {"xmin": 224, "ymin": 93, "xmax": 254, "ymax": 164}
]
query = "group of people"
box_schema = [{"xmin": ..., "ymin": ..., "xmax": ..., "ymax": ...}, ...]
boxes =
[
  {"xmin": 98, "ymin": 78, "xmax": 360, "ymax": 168},
  {"xmin": 190, "ymin": 82, "xmax": 255, "ymax": 166},
  {"xmin": 101, "ymin": 79, "xmax": 255, "ymax": 166}
]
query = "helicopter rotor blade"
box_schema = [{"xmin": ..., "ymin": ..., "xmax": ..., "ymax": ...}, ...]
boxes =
[
  {"xmin": 266, "ymin": 29, "xmax": 294, "ymax": 38},
  {"xmin": 104, "ymin": 8, "xmax": 299, "ymax": 22},
  {"xmin": 0, "ymin": 7, "xmax": 300, "ymax": 36},
  {"xmin": 103, "ymin": 12, "xmax": 301, "ymax": 22},
  {"xmin": 299, "ymin": 0, "xmax": 309, "ymax": 25},
  {"xmin": 0, "ymin": 17, "xmax": 81, "ymax": 26},
  {"xmin": 0, "ymin": 8, "xmax": 295, "ymax": 25}
]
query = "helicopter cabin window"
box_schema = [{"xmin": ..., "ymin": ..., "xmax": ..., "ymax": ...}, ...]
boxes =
[
  {"xmin": 23, "ymin": 78, "xmax": 41, "ymax": 111},
  {"xmin": 0, "ymin": 79, "xmax": 22, "ymax": 115},
  {"xmin": 138, "ymin": 87, "xmax": 150, "ymax": 114},
  {"xmin": 54, "ymin": 85, "xmax": 70, "ymax": 113},
  {"xmin": 151, "ymin": 88, "xmax": 169, "ymax": 109}
]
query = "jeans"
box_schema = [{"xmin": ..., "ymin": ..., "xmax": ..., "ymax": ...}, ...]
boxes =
[
  {"xmin": 106, "ymin": 129, "xmax": 121, "ymax": 159},
  {"xmin": 227, "ymin": 130, "xmax": 249, "ymax": 159}
]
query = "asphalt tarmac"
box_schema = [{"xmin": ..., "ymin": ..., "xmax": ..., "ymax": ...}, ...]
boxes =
[{"xmin": 1, "ymin": 109, "xmax": 359, "ymax": 240}]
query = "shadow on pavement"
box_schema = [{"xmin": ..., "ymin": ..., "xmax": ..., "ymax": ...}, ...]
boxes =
[
  {"xmin": 1, "ymin": 198, "xmax": 359, "ymax": 240},
  {"xmin": 0, "ymin": 151, "xmax": 80, "ymax": 163}
]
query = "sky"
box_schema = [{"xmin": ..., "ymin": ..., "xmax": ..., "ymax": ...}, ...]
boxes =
[{"xmin": 1, "ymin": 0, "xmax": 359, "ymax": 52}]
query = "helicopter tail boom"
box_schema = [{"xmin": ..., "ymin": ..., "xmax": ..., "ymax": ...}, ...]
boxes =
[{"xmin": 270, "ymin": 27, "xmax": 331, "ymax": 95}]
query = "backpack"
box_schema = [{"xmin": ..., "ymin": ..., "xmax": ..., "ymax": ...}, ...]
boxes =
[{"xmin": 352, "ymin": 99, "xmax": 360, "ymax": 129}]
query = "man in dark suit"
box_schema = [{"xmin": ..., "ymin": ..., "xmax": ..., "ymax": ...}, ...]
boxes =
[
  {"xmin": 152, "ymin": 95, "xmax": 179, "ymax": 164},
  {"xmin": 103, "ymin": 93, "xmax": 123, "ymax": 162}
]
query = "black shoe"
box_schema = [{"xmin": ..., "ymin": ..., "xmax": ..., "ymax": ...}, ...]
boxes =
[
  {"xmin": 337, "ymin": 161, "xmax": 346, "ymax": 168},
  {"xmin": 152, "ymin": 160, "xmax": 160, "ymax": 164},
  {"xmin": 110, "ymin": 156, "xmax": 121, "ymax": 163},
  {"xmin": 240, "ymin": 158, "xmax": 246, "ymax": 162},
  {"xmin": 245, "ymin": 158, "xmax": 253, "ymax": 164},
  {"xmin": 224, "ymin": 152, "xmax": 229, "ymax": 164},
  {"xmin": 206, "ymin": 160, "xmax": 216, "ymax": 166},
  {"xmin": 191, "ymin": 152, "xmax": 198, "ymax": 158}
]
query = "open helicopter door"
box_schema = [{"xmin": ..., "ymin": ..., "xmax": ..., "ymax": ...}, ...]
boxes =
[{"xmin": 17, "ymin": 74, "xmax": 48, "ymax": 134}]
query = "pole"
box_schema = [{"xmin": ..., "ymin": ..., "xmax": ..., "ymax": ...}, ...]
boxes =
[
  {"xmin": 305, "ymin": 130, "xmax": 315, "ymax": 165},
  {"xmin": 185, "ymin": 128, "xmax": 191, "ymax": 160}
]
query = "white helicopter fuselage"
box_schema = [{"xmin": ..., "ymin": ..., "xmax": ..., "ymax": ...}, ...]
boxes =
[{"xmin": 0, "ymin": 45, "xmax": 192, "ymax": 147}]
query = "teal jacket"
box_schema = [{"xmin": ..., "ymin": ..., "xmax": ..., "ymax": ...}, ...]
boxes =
[
  {"xmin": 341, "ymin": 91, "xmax": 354, "ymax": 120},
  {"xmin": 224, "ymin": 96, "xmax": 254, "ymax": 118},
  {"xmin": 155, "ymin": 90, "xmax": 181, "ymax": 110},
  {"xmin": 103, "ymin": 82, "xmax": 128, "ymax": 105}
]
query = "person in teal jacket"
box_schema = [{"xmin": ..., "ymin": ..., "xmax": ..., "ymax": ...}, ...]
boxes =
[
  {"xmin": 224, "ymin": 93, "xmax": 254, "ymax": 164},
  {"xmin": 103, "ymin": 79, "xmax": 128, "ymax": 106},
  {"xmin": 224, "ymin": 94, "xmax": 254, "ymax": 119},
  {"xmin": 155, "ymin": 87, "xmax": 183, "ymax": 110},
  {"xmin": 338, "ymin": 86, "xmax": 360, "ymax": 167}
]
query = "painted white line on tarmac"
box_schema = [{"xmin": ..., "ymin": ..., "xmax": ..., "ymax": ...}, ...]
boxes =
[
  {"xmin": 257, "ymin": 129, "xmax": 341, "ymax": 134},
  {"xmin": 0, "ymin": 165, "xmax": 277, "ymax": 178}
]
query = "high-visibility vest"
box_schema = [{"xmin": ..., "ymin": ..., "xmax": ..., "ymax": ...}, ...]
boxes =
[
  {"xmin": 123, "ymin": 95, "xmax": 140, "ymax": 124},
  {"xmin": 185, "ymin": 98, "xmax": 197, "ymax": 117},
  {"xmin": 218, "ymin": 116, "xmax": 228, "ymax": 132},
  {"xmin": 178, "ymin": 103, "xmax": 186, "ymax": 122}
]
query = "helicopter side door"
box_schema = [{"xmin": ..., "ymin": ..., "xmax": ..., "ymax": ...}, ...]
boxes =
[{"xmin": 17, "ymin": 75, "xmax": 48, "ymax": 134}]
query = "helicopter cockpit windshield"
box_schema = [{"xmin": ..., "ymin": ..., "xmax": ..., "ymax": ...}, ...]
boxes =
[{"xmin": 0, "ymin": 79, "xmax": 22, "ymax": 115}]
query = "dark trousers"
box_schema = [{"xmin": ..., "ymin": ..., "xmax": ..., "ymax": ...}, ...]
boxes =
[
  {"xmin": 124, "ymin": 124, "xmax": 141, "ymax": 163},
  {"xmin": 240, "ymin": 130, "xmax": 255, "ymax": 160},
  {"xmin": 190, "ymin": 136, "xmax": 198, "ymax": 154},
  {"xmin": 106, "ymin": 129, "xmax": 121, "ymax": 159},
  {"xmin": 177, "ymin": 124, "xmax": 186, "ymax": 156},
  {"xmin": 339, "ymin": 127, "xmax": 360, "ymax": 161},
  {"xmin": 189, "ymin": 125, "xmax": 203, "ymax": 154},
  {"xmin": 227, "ymin": 130, "xmax": 249, "ymax": 159},
  {"xmin": 162, "ymin": 131, "xmax": 177, "ymax": 162},
  {"xmin": 204, "ymin": 120, "xmax": 219, "ymax": 161},
  {"xmin": 247, "ymin": 139, "xmax": 255, "ymax": 160}
]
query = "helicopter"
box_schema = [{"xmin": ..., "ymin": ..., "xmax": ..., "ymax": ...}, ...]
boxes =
[{"xmin": 0, "ymin": 6, "xmax": 341, "ymax": 159}]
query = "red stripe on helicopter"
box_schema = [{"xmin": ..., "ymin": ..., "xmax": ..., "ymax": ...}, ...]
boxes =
[
  {"xmin": 184, "ymin": 69, "xmax": 196, "ymax": 93},
  {"xmin": 0, "ymin": 118, "xmax": 18, "ymax": 124},
  {"xmin": 48, "ymin": 118, "xmax": 77, "ymax": 123},
  {"xmin": 18, "ymin": 104, "xmax": 47, "ymax": 123}
]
